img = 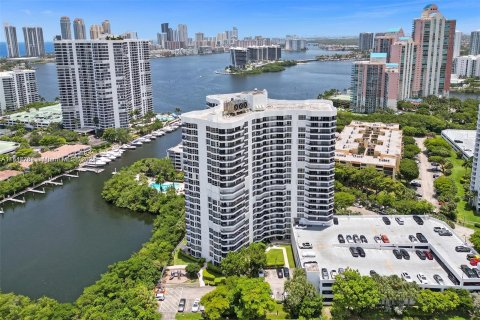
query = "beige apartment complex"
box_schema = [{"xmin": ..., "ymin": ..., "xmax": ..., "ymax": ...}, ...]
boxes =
[{"xmin": 335, "ymin": 121, "xmax": 402, "ymax": 177}]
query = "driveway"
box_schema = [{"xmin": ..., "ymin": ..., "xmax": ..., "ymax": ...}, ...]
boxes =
[
  {"xmin": 415, "ymin": 137, "xmax": 439, "ymax": 208},
  {"xmin": 264, "ymin": 269, "xmax": 287, "ymax": 301}
]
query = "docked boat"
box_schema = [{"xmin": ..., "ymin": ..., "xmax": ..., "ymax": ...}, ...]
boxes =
[
  {"xmin": 122, "ymin": 144, "xmax": 136, "ymax": 149},
  {"xmin": 153, "ymin": 130, "xmax": 165, "ymax": 137},
  {"xmin": 95, "ymin": 155, "xmax": 112, "ymax": 163},
  {"xmin": 131, "ymin": 140, "xmax": 143, "ymax": 146},
  {"xmin": 85, "ymin": 159, "xmax": 107, "ymax": 167},
  {"xmin": 139, "ymin": 137, "xmax": 151, "ymax": 142}
]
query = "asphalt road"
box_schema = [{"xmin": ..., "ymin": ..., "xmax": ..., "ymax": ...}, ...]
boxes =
[{"xmin": 415, "ymin": 137, "xmax": 439, "ymax": 208}]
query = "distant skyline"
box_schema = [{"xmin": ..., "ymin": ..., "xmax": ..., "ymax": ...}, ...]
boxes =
[{"xmin": 0, "ymin": 0, "xmax": 479, "ymax": 42}]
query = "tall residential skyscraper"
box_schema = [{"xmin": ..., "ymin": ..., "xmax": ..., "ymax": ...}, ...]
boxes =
[
  {"xmin": 358, "ymin": 32, "xmax": 374, "ymax": 51},
  {"xmin": 54, "ymin": 39, "xmax": 153, "ymax": 129},
  {"xmin": 177, "ymin": 24, "xmax": 188, "ymax": 43},
  {"xmin": 73, "ymin": 18, "xmax": 86, "ymax": 40},
  {"xmin": 471, "ymin": 30, "xmax": 480, "ymax": 55},
  {"xmin": 102, "ymin": 20, "xmax": 111, "ymax": 34},
  {"xmin": 453, "ymin": 31, "xmax": 462, "ymax": 58},
  {"xmin": 195, "ymin": 32, "xmax": 204, "ymax": 42},
  {"xmin": 4, "ymin": 24, "xmax": 19, "ymax": 58},
  {"xmin": 470, "ymin": 106, "xmax": 480, "ymax": 212},
  {"xmin": 390, "ymin": 37, "xmax": 416, "ymax": 101},
  {"xmin": 23, "ymin": 27, "xmax": 45, "ymax": 57},
  {"xmin": 60, "ymin": 16, "xmax": 72, "ymax": 40},
  {"xmin": 90, "ymin": 25, "xmax": 102, "ymax": 39},
  {"xmin": 351, "ymin": 53, "xmax": 399, "ymax": 113},
  {"xmin": 232, "ymin": 27, "xmax": 238, "ymax": 40},
  {"xmin": 412, "ymin": 4, "xmax": 455, "ymax": 97},
  {"xmin": 0, "ymin": 69, "xmax": 39, "ymax": 114},
  {"xmin": 181, "ymin": 89, "xmax": 336, "ymax": 262},
  {"xmin": 373, "ymin": 28, "xmax": 404, "ymax": 60}
]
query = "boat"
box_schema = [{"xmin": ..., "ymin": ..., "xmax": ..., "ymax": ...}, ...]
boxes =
[
  {"xmin": 101, "ymin": 153, "xmax": 117, "ymax": 160},
  {"xmin": 121, "ymin": 144, "xmax": 136, "ymax": 149},
  {"xmin": 95, "ymin": 155, "xmax": 112, "ymax": 163},
  {"xmin": 131, "ymin": 140, "xmax": 143, "ymax": 146},
  {"xmin": 145, "ymin": 134, "xmax": 156, "ymax": 139},
  {"xmin": 154, "ymin": 130, "xmax": 165, "ymax": 137},
  {"xmin": 85, "ymin": 159, "xmax": 107, "ymax": 167},
  {"xmin": 139, "ymin": 137, "xmax": 151, "ymax": 142}
]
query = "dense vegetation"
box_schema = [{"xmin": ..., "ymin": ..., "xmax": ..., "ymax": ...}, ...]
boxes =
[
  {"xmin": 335, "ymin": 164, "xmax": 434, "ymax": 215},
  {"xmin": 0, "ymin": 160, "xmax": 79, "ymax": 199},
  {"xmin": 283, "ymin": 269, "xmax": 323, "ymax": 319},
  {"xmin": 201, "ymin": 277, "xmax": 276, "ymax": 320},
  {"xmin": 229, "ymin": 60, "xmax": 298, "ymax": 75},
  {"xmin": 332, "ymin": 269, "xmax": 474, "ymax": 319},
  {"xmin": 102, "ymin": 158, "xmax": 183, "ymax": 213},
  {"xmin": 0, "ymin": 158, "xmax": 186, "ymax": 319},
  {"xmin": 220, "ymin": 242, "xmax": 267, "ymax": 277}
]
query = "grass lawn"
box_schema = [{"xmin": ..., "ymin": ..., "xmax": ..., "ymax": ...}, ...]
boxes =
[
  {"xmin": 266, "ymin": 248, "xmax": 285, "ymax": 267},
  {"xmin": 279, "ymin": 244, "xmax": 296, "ymax": 268},
  {"xmin": 266, "ymin": 303, "xmax": 289, "ymax": 319},
  {"xmin": 173, "ymin": 239, "xmax": 201, "ymax": 265},
  {"xmin": 175, "ymin": 313, "xmax": 203, "ymax": 320},
  {"xmin": 448, "ymin": 153, "xmax": 479, "ymax": 227}
]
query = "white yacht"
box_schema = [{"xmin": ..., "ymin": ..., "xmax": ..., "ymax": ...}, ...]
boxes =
[
  {"xmin": 131, "ymin": 140, "xmax": 143, "ymax": 146},
  {"xmin": 85, "ymin": 159, "xmax": 107, "ymax": 167}
]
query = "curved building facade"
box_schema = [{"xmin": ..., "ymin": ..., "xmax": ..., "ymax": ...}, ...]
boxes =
[{"xmin": 182, "ymin": 89, "xmax": 336, "ymax": 263}]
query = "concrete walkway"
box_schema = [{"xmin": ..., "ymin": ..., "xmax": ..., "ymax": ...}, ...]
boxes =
[
  {"xmin": 198, "ymin": 266, "xmax": 206, "ymax": 287},
  {"xmin": 266, "ymin": 245, "xmax": 290, "ymax": 268},
  {"xmin": 415, "ymin": 137, "xmax": 439, "ymax": 208}
]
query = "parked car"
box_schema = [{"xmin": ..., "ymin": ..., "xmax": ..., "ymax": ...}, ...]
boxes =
[
  {"xmin": 346, "ymin": 235, "xmax": 354, "ymax": 243},
  {"xmin": 382, "ymin": 216, "xmax": 391, "ymax": 225},
  {"xmin": 456, "ymin": 246, "xmax": 471, "ymax": 252},
  {"xmin": 333, "ymin": 217, "xmax": 338, "ymax": 225},
  {"xmin": 439, "ymin": 229, "xmax": 453, "ymax": 236},
  {"xmin": 416, "ymin": 232, "xmax": 428, "ymax": 243},
  {"xmin": 433, "ymin": 173, "xmax": 441, "ymax": 178},
  {"xmin": 300, "ymin": 242, "xmax": 312, "ymax": 249},
  {"xmin": 353, "ymin": 234, "xmax": 360, "ymax": 243},
  {"xmin": 400, "ymin": 249, "xmax": 410, "ymax": 260},
  {"xmin": 338, "ymin": 234, "xmax": 345, "ymax": 243},
  {"xmin": 393, "ymin": 249, "xmax": 402, "ymax": 259},
  {"xmin": 178, "ymin": 299, "xmax": 186, "ymax": 312},
  {"xmin": 258, "ymin": 269, "xmax": 265, "ymax": 277},
  {"xmin": 410, "ymin": 180, "xmax": 421, "ymax": 187},
  {"xmin": 416, "ymin": 250, "xmax": 426, "ymax": 260},
  {"xmin": 417, "ymin": 273, "xmax": 428, "ymax": 284},
  {"xmin": 401, "ymin": 272, "xmax": 413, "ymax": 282},
  {"xmin": 381, "ymin": 234, "xmax": 390, "ymax": 243},
  {"xmin": 283, "ymin": 267, "xmax": 290, "ymax": 279},
  {"xmin": 413, "ymin": 215, "xmax": 424, "ymax": 225},
  {"xmin": 433, "ymin": 226, "xmax": 442, "ymax": 233},
  {"xmin": 374, "ymin": 235, "xmax": 381, "ymax": 243},
  {"xmin": 192, "ymin": 298, "xmax": 200, "ymax": 312},
  {"xmin": 321, "ymin": 268, "xmax": 329, "ymax": 280},
  {"xmin": 330, "ymin": 269, "xmax": 337, "ymax": 278},
  {"xmin": 350, "ymin": 247, "xmax": 359, "ymax": 258},
  {"xmin": 433, "ymin": 274, "xmax": 445, "ymax": 285},
  {"xmin": 155, "ymin": 292, "xmax": 165, "ymax": 301},
  {"xmin": 276, "ymin": 268, "xmax": 284, "ymax": 279},
  {"xmin": 357, "ymin": 247, "xmax": 366, "ymax": 257},
  {"xmin": 360, "ymin": 235, "xmax": 368, "ymax": 243},
  {"xmin": 473, "ymin": 268, "xmax": 480, "ymax": 278},
  {"xmin": 461, "ymin": 265, "xmax": 475, "ymax": 278},
  {"xmin": 424, "ymin": 250, "xmax": 433, "ymax": 260},
  {"xmin": 409, "ymin": 235, "xmax": 418, "ymax": 242},
  {"xmin": 395, "ymin": 217, "xmax": 404, "ymax": 225},
  {"xmin": 431, "ymin": 166, "xmax": 442, "ymax": 172}
]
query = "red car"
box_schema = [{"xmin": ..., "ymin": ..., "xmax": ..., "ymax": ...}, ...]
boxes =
[
  {"xmin": 381, "ymin": 234, "xmax": 390, "ymax": 243},
  {"xmin": 424, "ymin": 250, "xmax": 433, "ymax": 260}
]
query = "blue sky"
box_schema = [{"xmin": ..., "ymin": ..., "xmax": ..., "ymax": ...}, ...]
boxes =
[{"xmin": 0, "ymin": 0, "xmax": 479, "ymax": 41}]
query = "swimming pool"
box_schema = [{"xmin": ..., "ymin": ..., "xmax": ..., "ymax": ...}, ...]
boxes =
[{"xmin": 150, "ymin": 182, "xmax": 182, "ymax": 192}]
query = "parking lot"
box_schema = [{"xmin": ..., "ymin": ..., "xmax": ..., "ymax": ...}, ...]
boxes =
[
  {"xmin": 158, "ymin": 286, "xmax": 215, "ymax": 320},
  {"xmin": 264, "ymin": 268, "xmax": 288, "ymax": 301}
]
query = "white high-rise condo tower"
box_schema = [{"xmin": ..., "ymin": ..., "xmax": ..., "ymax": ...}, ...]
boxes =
[
  {"xmin": 73, "ymin": 18, "xmax": 86, "ymax": 40},
  {"xmin": 60, "ymin": 16, "xmax": 72, "ymax": 40},
  {"xmin": 4, "ymin": 24, "xmax": 20, "ymax": 58},
  {"xmin": 453, "ymin": 31, "xmax": 462, "ymax": 58},
  {"xmin": 54, "ymin": 38, "xmax": 153, "ymax": 129},
  {"xmin": 471, "ymin": 30, "xmax": 480, "ymax": 56},
  {"xmin": 182, "ymin": 89, "xmax": 336, "ymax": 263},
  {"xmin": 0, "ymin": 69, "xmax": 39, "ymax": 115},
  {"xmin": 470, "ymin": 104, "xmax": 480, "ymax": 212}
]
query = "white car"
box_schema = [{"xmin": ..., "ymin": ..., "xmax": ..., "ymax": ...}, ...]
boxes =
[
  {"xmin": 155, "ymin": 292, "xmax": 165, "ymax": 301},
  {"xmin": 192, "ymin": 298, "xmax": 200, "ymax": 312},
  {"xmin": 417, "ymin": 273, "xmax": 428, "ymax": 284},
  {"xmin": 258, "ymin": 269, "xmax": 265, "ymax": 277},
  {"xmin": 401, "ymin": 272, "xmax": 413, "ymax": 283}
]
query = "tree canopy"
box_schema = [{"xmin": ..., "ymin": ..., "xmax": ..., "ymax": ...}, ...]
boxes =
[
  {"xmin": 283, "ymin": 268, "xmax": 323, "ymax": 319},
  {"xmin": 221, "ymin": 242, "xmax": 267, "ymax": 277}
]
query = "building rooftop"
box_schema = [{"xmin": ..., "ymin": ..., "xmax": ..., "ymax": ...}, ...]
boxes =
[
  {"xmin": 0, "ymin": 141, "xmax": 19, "ymax": 154},
  {"xmin": 441, "ymin": 129, "xmax": 476, "ymax": 159},
  {"xmin": 293, "ymin": 215, "xmax": 475, "ymax": 288},
  {"xmin": 335, "ymin": 121, "xmax": 402, "ymax": 169},
  {"xmin": 168, "ymin": 143, "xmax": 183, "ymax": 154},
  {"xmin": 0, "ymin": 170, "xmax": 22, "ymax": 181},
  {"xmin": 182, "ymin": 89, "xmax": 336, "ymax": 123},
  {"xmin": 4, "ymin": 104, "xmax": 62, "ymax": 126}
]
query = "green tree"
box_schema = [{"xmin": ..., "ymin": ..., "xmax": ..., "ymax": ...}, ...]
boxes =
[
  {"xmin": 399, "ymin": 158, "xmax": 419, "ymax": 181},
  {"xmin": 372, "ymin": 275, "xmax": 419, "ymax": 310},
  {"xmin": 334, "ymin": 191, "xmax": 356, "ymax": 210},
  {"xmin": 201, "ymin": 286, "xmax": 232, "ymax": 320},
  {"xmin": 284, "ymin": 268, "xmax": 323, "ymax": 319},
  {"xmin": 39, "ymin": 135, "xmax": 67, "ymax": 147},
  {"xmin": 331, "ymin": 269, "xmax": 382, "ymax": 319},
  {"xmin": 470, "ymin": 230, "xmax": 480, "ymax": 252},
  {"xmin": 185, "ymin": 263, "xmax": 201, "ymax": 278},
  {"xmin": 221, "ymin": 242, "xmax": 267, "ymax": 277},
  {"xmin": 415, "ymin": 289, "xmax": 460, "ymax": 315}
]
